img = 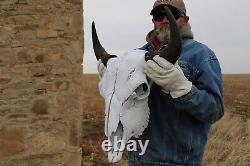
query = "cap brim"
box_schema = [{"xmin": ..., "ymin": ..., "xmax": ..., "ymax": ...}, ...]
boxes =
[
  {"xmin": 150, "ymin": 4, "xmax": 185, "ymax": 15},
  {"xmin": 150, "ymin": 4, "xmax": 166, "ymax": 15}
]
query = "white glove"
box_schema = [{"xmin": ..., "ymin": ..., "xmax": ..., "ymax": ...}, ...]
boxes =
[
  {"xmin": 97, "ymin": 59, "xmax": 106, "ymax": 78},
  {"xmin": 143, "ymin": 55, "xmax": 192, "ymax": 98}
]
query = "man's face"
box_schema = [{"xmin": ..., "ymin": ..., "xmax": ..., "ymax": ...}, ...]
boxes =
[{"xmin": 152, "ymin": 6, "xmax": 189, "ymax": 44}]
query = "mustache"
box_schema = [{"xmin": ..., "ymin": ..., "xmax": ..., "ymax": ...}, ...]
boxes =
[
  {"xmin": 157, "ymin": 24, "xmax": 170, "ymax": 31},
  {"xmin": 156, "ymin": 25, "xmax": 169, "ymax": 33},
  {"xmin": 157, "ymin": 23, "xmax": 183, "ymax": 31}
]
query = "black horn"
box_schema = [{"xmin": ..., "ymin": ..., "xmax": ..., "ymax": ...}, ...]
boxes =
[
  {"xmin": 145, "ymin": 6, "xmax": 182, "ymax": 64},
  {"xmin": 92, "ymin": 21, "xmax": 116, "ymax": 66}
]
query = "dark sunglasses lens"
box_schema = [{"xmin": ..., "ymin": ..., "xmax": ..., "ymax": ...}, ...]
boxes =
[
  {"xmin": 153, "ymin": 13, "xmax": 164, "ymax": 21},
  {"xmin": 170, "ymin": 9, "xmax": 182, "ymax": 19},
  {"xmin": 153, "ymin": 8, "xmax": 183, "ymax": 21}
]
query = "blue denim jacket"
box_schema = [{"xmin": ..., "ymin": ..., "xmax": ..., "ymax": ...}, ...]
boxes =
[{"xmin": 128, "ymin": 39, "xmax": 224, "ymax": 166}]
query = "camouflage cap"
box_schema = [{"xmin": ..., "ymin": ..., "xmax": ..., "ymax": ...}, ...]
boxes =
[{"xmin": 150, "ymin": 0, "xmax": 186, "ymax": 15}]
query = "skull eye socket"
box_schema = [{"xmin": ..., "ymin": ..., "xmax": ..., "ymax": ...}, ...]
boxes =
[
  {"xmin": 135, "ymin": 83, "xmax": 148, "ymax": 93},
  {"xmin": 133, "ymin": 83, "xmax": 149, "ymax": 100}
]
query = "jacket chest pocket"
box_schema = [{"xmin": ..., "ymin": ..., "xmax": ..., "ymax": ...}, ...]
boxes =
[{"xmin": 178, "ymin": 61, "xmax": 193, "ymax": 81}]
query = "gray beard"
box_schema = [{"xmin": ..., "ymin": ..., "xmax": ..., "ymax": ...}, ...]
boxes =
[
  {"xmin": 154, "ymin": 27, "xmax": 170, "ymax": 45},
  {"xmin": 154, "ymin": 24, "xmax": 185, "ymax": 45}
]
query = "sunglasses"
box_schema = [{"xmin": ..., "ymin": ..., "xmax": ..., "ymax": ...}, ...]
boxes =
[{"xmin": 153, "ymin": 7, "xmax": 184, "ymax": 21}]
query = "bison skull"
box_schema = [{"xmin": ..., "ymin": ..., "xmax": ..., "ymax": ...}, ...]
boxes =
[
  {"xmin": 92, "ymin": 6, "xmax": 182, "ymax": 163},
  {"xmin": 99, "ymin": 49, "xmax": 150, "ymax": 162}
]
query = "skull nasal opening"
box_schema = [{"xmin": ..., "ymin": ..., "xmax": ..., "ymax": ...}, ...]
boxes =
[{"xmin": 135, "ymin": 83, "xmax": 149, "ymax": 97}]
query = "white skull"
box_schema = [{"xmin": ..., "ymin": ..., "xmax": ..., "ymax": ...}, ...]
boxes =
[
  {"xmin": 92, "ymin": 6, "xmax": 182, "ymax": 163},
  {"xmin": 99, "ymin": 49, "xmax": 151, "ymax": 162}
]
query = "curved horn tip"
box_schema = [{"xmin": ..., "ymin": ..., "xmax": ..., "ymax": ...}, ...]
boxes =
[
  {"xmin": 91, "ymin": 21, "xmax": 113, "ymax": 66},
  {"xmin": 159, "ymin": 5, "xmax": 182, "ymax": 64},
  {"xmin": 92, "ymin": 21, "xmax": 96, "ymax": 32}
]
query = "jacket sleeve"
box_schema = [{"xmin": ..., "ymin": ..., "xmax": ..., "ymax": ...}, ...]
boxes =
[{"xmin": 173, "ymin": 55, "xmax": 224, "ymax": 124}]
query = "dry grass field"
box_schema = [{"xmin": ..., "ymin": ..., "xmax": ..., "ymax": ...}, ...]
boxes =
[{"xmin": 81, "ymin": 74, "xmax": 250, "ymax": 166}]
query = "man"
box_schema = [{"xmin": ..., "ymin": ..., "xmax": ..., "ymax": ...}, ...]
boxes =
[{"xmin": 98, "ymin": 0, "xmax": 224, "ymax": 165}]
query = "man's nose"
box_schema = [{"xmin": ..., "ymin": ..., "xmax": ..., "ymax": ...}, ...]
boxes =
[{"xmin": 162, "ymin": 16, "xmax": 169, "ymax": 23}]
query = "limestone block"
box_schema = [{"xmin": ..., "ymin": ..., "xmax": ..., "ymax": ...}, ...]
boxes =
[
  {"xmin": 67, "ymin": 13, "xmax": 83, "ymax": 35},
  {"xmin": 0, "ymin": 108, "xmax": 11, "ymax": 117},
  {"xmin": 11, "ymin": 40, "xmax": 24, "ymax": 48},
  {"xmin": 0, "ymin": 0, "xmax": 18, "ymax": 5},
  {"xmin": 16, "ymin": 50, "xmax": 32, "ymax": 64},
  {"xmin": 55, "ymin": 81, "xmax": 69, "ymax": 91},
  {"xmin": 10, "ymin": 64, "xmax": 29, "ymax": 77},
  {"xmin": 6, "ymin": 114, "xmax": 29, "ymax": 123},
  {"xmin": 0, "ymin": 127, "xmax": 24, "ymax": 141},
  {"xmin": 48, "ymin": 53, "xmax": 63, "ymax": 62},
  {"xmin": 64, "ymin": 151, "xmax": 82, "ymax": 166},
  {"xmin": 28, "ymin": 64, "xmax": 52, "ymax": 77},
  {"xmin": 29, "ymin": 116, "xmax": 68, "ymax": 137},
  {"xmin": 0, "ymin": 78, "xmax": 11, "ymax": 85},
  {"xmin": 51, "ymin": 66, "xmax": 72, "ymax": 75},
  {"xmin": 69, "ymin": 120, "xmax": 80, "ymax": 146},
  {"xmin": 66, "ymin": 0, "xmax": 82, "ymax": 5},
  {"xmin": 37, "ymin": 29, "xmax": 58, "ymax": 39},
  {"xmin": 29, "ymin": 0, "xmax": 52, "ymax": 6},
  {"xmin": 0, "ymin": 49, "xmax": 16, "ymax": 65},
  {"xmin": 0, "ymin": 139, "xmax": 25, "ymax": 159},
  {"xmin": 42, "ymin": 53, "xmax": 66, "ymax": 64},
  {"xmin": 35, "ymin": 82, "xmax": 55, "ymax": 93},
  {"xmin": 13, "ymin": 105, "xmax": 31, "ymax": 114},
  {"xmin": 64, "ymin": 41, "xmax": 83, "ymax": 63},
  {"xmin": 32, "ymin": 99, "xmax": 48, "ymax": 115},
  {"xmin": 16, "ymin": 29, "xmax": 37, "ymax": 40},
  {"xmin": 2, "ymin": 88, "xmax": 20, "ymax": 99},
  {"xmin": 35, "ymin": 54, "xmax": 44, "ymax": 63},
  {"xmin": 0, "ymin": 127, "xmax": 25, "ymax": 159},
  {"xmin": 31, "ymin": 132, "xmax": 66, "ymax": 154},
  {"xmin": 0, "ymin": 28, "xmax": 14, "ymax": 47},
  {"xmin": 47, "ymin": 15, "xmax": 68, "ymax": 31},
  {"xmin": 56, "ymin": 93, "xmax": 81, "ymax": 116}
]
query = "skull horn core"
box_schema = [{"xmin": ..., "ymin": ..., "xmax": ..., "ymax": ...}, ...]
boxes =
[{"xmin": 92, "ymin": 21, "xmax": 116, "ymax": 66}]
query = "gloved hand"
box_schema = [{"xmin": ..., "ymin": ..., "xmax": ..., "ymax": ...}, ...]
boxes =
[
  {"xmin": 143, "ymin": 55, "xmax": 192, "ymax": 98},
  {"xmin": 97, "ymin": 59, "xmax": 106, "ymax": 78}
]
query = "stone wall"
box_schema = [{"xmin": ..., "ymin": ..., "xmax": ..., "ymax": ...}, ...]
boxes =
[{"xmin": 0, "ymin": 0, "xmax": 84, "ymax": 165}]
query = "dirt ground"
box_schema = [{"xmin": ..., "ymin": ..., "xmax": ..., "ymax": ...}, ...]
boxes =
[{"xmin": 81, "ymin": 74, "xmax": 250, "ymax": 166}]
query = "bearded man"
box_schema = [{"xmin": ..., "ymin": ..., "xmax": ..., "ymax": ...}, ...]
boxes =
[{"xmin": 98, "ymin": 0, "xmax": 224, "ymax": 165}]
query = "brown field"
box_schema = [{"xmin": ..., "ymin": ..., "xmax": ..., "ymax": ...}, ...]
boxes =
[{"xmin": 81, "ymin": 74, "xmax": 250, "ymax": 166}]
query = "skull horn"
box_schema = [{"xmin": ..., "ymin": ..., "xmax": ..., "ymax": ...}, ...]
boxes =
[
  {"xmin": 92, "ymin": 21, "xmax": 116, "ymax": 66},
  {"xmin": 145, "ymin": 6, "xmax": 182, "ymax": 64}
]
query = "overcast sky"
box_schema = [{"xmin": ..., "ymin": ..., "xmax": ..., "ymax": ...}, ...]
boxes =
[{"xmin": 83, "ymin": 0, "xmax": 250, "ymax": 74}]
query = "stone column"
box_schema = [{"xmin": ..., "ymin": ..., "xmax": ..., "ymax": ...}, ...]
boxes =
[{"xmin": 0, "ymin": 0, "xmax": 84, "ymax": 165}]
